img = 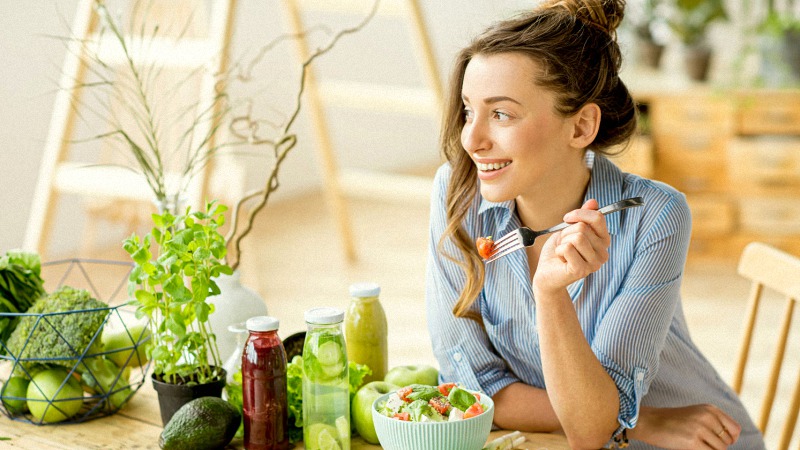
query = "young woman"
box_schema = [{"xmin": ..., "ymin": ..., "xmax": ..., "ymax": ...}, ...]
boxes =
[{"xmin": 425, "ymin": 1, "xmax": 764, "ymax": 449}]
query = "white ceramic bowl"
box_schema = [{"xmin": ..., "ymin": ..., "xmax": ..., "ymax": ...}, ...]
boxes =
[{"xmin": 371, "ymin": 391, "xmax": 494, "ymax": 450}]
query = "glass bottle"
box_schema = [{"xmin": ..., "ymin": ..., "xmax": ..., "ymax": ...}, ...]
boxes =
[
  {"xmin": 242, "ymin": 316, "xmax": 289, "ymax": 450},
  {"xmin": 302, "ymin": 307, "xmax": 350, "ymax": 450},
  {"xmin": 344, "ymin": 282, "xmax": 388, "ymax": 383}
]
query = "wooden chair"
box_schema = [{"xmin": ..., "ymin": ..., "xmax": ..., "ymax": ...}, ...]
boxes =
[{"xmin": 731, "ymin": 242, "xmax": 800, "ymax": 449}]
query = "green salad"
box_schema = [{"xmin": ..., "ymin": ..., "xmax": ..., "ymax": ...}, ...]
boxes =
[{"xmin": 377, "ymin": 383, "xmax": 487, "ymax": 422}]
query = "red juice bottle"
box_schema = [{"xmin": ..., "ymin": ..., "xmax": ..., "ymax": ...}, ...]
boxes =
[{"xmin": 242, "ymin": 316, "xmax": 289, "ymax": 450}]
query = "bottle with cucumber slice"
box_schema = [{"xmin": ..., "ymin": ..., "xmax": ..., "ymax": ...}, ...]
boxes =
[{"xmin": 302, "ymin": 308, "xmax": 350, "ymax": 450}]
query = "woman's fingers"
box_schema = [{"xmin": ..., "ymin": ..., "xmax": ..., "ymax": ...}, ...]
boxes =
[
  {"xmin": 556, "ymin": 226, "xmax": 608, "ymax": 269},
  {"xmin": 699, "ymin": 405, "xmax": 740, "ymax": 449}
]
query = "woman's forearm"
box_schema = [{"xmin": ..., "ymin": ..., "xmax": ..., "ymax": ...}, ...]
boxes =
[
  {"xmin": 492, "ymin": 382, "xmax": 561, "ymax": 431},
  {"xmin": 535, "ymin": 286, "xmax": 620, "ymax": 449}
]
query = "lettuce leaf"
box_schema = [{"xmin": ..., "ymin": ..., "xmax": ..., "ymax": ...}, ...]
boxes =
[{"xmin": 286, "ymin": 355, "xmax": 371, "ymax": 443}]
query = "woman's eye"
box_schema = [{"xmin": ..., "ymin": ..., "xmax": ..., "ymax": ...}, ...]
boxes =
[
  {"xmin": 463, "ymin": 108, "xmax": 474, "ymax": 121},
  {"xmin": 493, "ymin": 110, "xmax": 511, "ymax": 121}
]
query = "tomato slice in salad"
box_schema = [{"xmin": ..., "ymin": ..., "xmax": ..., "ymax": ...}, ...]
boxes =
[
  {"xmin": 463, "ymin": 402, "xmax": 484, "ymax": 419},
  {"xmin": 397, "ymin": 386, "xmax": 413, "ymax": 403},
  {"xmin": 428, "ymin": 396, "xmax": 450, "ymax": 415},
  {"xmin": 437, "ymin": 382, "xmax": 457, "ymax": 396},
  {"xmin": 393, "ymin": 412, "xmax": 411, "ymax": 421}
]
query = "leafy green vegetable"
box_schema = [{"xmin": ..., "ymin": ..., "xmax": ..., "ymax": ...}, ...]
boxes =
[
  {"xmin": 406, "ymin": 384, "xmax": 440, "ymax": 402},
  {"xmin": 0, "ymin": 250, "xmax": 46, "ymax": 351},
  {"xmin": 286, "ymin": 355, "xmax": 304, "ymax": 443},
  {"xmin": 448, "ymin": 386, "xmax": 477, "ymax": 412},
  {"xmin": 285, "ymin": 355, "xmax": 371, "ymax": 444},
  {"xmin": 406, "ymin": 399, "xmax": 444, "ymax": 422},
  {"xmin": 5, "ymin": 286, "xmax": 107, "ymax": 377}
]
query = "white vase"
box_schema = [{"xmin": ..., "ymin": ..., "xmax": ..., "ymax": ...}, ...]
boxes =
[{"xmin": 209, "ymin": 270, "xmax": 268, "ymax": 364}]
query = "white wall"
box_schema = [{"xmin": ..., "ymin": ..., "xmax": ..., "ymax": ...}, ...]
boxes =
[
  {"xmin": 0, "ymin": 0, "xmax": 536, "ymax": 256},
  {"xmin": 0, "ymin": 0, "xmax": 748, "ymax": 256}
]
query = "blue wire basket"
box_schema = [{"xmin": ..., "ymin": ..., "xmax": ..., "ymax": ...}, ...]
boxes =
[{"xmin": 0, "ymin": 259, "xmax": 152, "ymax": 425}]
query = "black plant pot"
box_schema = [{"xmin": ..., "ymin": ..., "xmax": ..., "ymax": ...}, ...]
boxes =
[
  {"xmin": 151, "ymin": 369, "xmax": 227, "ymax": 426},
  {"xmin": 683, "ymin": 45, "xmax": 713, "ymax": 82},
  {"xmin": 782, "ymin": 30, "xmax": 800, "ymax": 81},
  {"xmin": 638, "ymin": 40, "xmax": 665, "ymax": 69}
]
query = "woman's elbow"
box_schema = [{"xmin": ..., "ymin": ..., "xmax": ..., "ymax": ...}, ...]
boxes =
[
  {"xmin": 565, "ymin": 432, "xmax": 613, "ymax": 450},
  {"xmin": 563, "ymin": 422, "xmax": 617, "ymax": 450}
]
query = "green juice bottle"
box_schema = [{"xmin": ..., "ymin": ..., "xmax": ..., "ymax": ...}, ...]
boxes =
[
  {"xmin": 302, "ymin": 307, "xmax": 350, "ymax": 450},
  {"xmin": 344, "ymin": 283, "xmax": 388, "ymax": 383}
]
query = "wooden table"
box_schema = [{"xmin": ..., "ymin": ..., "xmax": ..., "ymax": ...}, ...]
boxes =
[{"xmin": 0, "ymin": 382, "xmax": 569, "ymax": 449}]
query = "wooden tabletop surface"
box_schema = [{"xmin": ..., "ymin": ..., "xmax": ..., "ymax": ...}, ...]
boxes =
[{"xmin": 0, "ymin": 381, "xmax": 569, "ymax": 449}]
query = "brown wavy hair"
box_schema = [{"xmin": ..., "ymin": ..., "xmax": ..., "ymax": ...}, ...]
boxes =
[{"xmin": 438, "ymin": 0, "xmax": 637, "ymax": 322}]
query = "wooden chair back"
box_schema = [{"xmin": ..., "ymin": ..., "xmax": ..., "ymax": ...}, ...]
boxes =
[{"xmin": 732, "ymin": 242, "xmax": 800, "ymax": 449}]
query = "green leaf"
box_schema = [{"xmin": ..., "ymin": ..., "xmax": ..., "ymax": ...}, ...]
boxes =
[
  {"xmin": 134, "ymin": 290, "xmax": 156, "ymax": 307},
  {"xmin": 166, "ymin": 314, "xmax": 186, "ymax": 337},
  {"xmin": 130, "ymin": 246, "xmax": 151, "ymax": 266},
  {"xmin": 194, "ymin": 302, "xmax": 210, "ymax": 322},
  {"xmin": 448, "ymin": 387, "xmax": 477, "ymax": 412}
]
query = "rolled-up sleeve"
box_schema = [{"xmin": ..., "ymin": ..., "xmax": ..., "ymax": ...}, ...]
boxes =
[
  {"xmin": 425, "ymin": 164, "xmax": 519, "ymax": 396},
  {"xmin": 591, "ymin": 193, "xmax": 692, "ymax": 435}
]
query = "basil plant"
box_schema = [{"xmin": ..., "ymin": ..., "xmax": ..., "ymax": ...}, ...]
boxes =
[{"xmin": 124, "ymin": 201, "xmax": 233, "ymax": 385}]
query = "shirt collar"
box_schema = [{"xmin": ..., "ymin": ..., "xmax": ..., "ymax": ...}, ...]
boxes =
[{"xmin": 477, "ymin": 150, "xmax": 624, "ymax": 235}]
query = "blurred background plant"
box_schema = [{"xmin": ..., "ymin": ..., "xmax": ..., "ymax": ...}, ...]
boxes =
[
  {"xmin": 629, "ymin": 0, "xmax": 668, "ymax": 68},
  {"xmin": 667, "ymin": 0, "xmax": 728, "ymax": 81}
]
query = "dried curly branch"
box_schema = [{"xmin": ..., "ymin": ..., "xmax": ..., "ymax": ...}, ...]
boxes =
[{"xmin": 224, "ymin": 0, "xmax": 380, "ymax": 271}]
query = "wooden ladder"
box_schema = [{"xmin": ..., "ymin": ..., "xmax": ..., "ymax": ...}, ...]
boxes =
[
  {"xmin": 281, "ymin": 0, "xmax": 444, "ymax": 262},
  {"xmin": 23, "ymin": 0, "xmax": 237, "ymax": 258}
]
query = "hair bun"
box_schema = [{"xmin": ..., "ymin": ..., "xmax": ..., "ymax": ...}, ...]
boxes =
[{"xmin": 539, "ymin": 0, "xmax": 626, "ymax": 37}]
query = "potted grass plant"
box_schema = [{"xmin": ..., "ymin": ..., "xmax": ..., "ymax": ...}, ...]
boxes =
[{"xmin": 631, "ymin": 0, "xmax": 668, "ymax": 69}]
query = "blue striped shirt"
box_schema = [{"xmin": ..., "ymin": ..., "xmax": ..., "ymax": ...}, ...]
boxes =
[{"xmin": 425, "ymin": 152, "xmax": 764, "ymax": 449}]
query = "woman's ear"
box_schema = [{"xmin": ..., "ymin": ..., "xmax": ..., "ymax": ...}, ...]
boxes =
[{"xmin": 569, "ymin": 103, "xmax": 601, "ymax": 149}]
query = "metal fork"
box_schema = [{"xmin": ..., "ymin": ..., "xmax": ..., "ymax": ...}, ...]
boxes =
[{"xmin": 485, "ymin": 197, "xmax": 645, "ymax": 263}]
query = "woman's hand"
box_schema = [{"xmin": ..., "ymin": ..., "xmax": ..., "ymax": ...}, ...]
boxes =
[
  {"xmin": 630, "ymin": 404, "xmax": 742, "ymax": 449},
  {"xmin": 533, "ymin": 199, "xmax": 611, "ymax": 295}
]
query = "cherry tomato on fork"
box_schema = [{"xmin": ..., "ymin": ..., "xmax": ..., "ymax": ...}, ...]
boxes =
[{"xmin": 476, "ymin": 236, "xmax": 494, "ymax": 259}]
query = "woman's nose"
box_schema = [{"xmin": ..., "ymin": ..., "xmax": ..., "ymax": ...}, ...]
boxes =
[{"xmin": 461, "ymin": 119, "xmax": 490, "ymax": 153}]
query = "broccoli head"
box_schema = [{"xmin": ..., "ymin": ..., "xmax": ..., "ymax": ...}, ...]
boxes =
[{"xmin": 5, "ymin": 286, "xmax": 108, "ymax": 377}]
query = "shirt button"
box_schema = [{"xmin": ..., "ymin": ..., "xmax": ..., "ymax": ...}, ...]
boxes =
[
  {"xmin": 453, "ymin": 352, "xmax": 462, "ymax": 362},
  {"xmin": 636, "ymin": 373, "xmax": 644, "ymax": 381}
]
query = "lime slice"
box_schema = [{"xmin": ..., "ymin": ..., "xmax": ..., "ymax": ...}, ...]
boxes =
[
  {"xmin": 335, "ymin": 416, "xmax": 351, "ymax": 450},
  {"xmin": 317, "ymin": 427, "xmax": 342, "ymax": 450},
  {"xmin": 306, "ymin": 423, "xmax": 340, "ymax": 450},
  {"xmin": 316, "ymin": 341, "xmax": 342, "ymax": 366}
]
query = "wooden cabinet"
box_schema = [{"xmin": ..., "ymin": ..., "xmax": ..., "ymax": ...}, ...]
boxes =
[{"xmin": 642, "ymin": 89, "xmax": 800, "ymax": 261}]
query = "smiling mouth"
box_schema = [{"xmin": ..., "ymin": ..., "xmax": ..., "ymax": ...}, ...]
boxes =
[{"xmin": 477, "ymin": 161, "xmax": 511, "ymax": 171}]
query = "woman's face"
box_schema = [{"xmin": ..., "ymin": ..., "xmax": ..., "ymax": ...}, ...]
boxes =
[{"xmin": 460, "ymin": 52, "xmax": 579, "ymax": 203}]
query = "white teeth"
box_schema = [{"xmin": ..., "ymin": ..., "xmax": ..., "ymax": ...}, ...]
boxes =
[{"xmin": 478, "ymin": 161, "xmax": 510, "ymax": 171}]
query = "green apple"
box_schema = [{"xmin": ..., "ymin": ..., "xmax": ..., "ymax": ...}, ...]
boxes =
[
  {"xmin": 1, "ymin": 376, "xmax": 30, "ymax": 414},
  {"xmin": 102, "ymin": 322, "xmax": 151, "ymax": 368},
  {"xmin": 351, "ymin": 381, "xmax": 399, "ymax": 444},
  {"xmin": 384, "ymin": 365, "xmax": 439, "ymax": 387},
  {"xmin": 27, "ymin": 368, "xmax": 84, "ymax": 423}
]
